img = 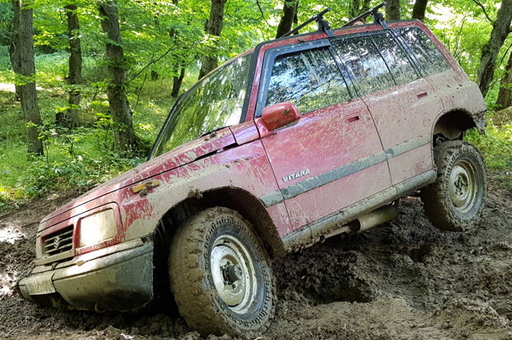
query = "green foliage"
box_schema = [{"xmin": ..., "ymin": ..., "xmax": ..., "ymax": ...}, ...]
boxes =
[
  {"xmin": 0, "ymin": 2, "xmax": 13, "ymax": 46},
  {"xmin": 465, "ymin": 124, "xmax": 512, "ymax": 169}
]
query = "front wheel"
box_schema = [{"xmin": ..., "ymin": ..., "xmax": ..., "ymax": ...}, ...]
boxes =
[
  {"xmin": 421, "ymin": 140, "xmax": 486, "ymax": 231},
  {"xmin": 168, "ymin": 207, "xmax": 275, "ymax": 336}
]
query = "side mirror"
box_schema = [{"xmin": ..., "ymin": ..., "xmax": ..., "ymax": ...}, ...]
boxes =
[{"xmin": 255, "ymin": 102, "xmax": 301, "ymax": 137}]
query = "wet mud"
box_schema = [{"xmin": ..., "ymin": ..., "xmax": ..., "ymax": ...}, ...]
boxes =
[{"xmin": 1, "ymin": 172, "xmax": 512, "ymax": 339}]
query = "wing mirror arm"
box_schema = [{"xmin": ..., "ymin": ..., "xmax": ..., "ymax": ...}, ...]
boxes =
[{"xmin": 255, "ymin": 102, "xmax": 301, "ymax": 138}]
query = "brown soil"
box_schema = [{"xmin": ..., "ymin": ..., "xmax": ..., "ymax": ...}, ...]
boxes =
[{"xmin": 1, "ymin": 172, "xmax": 512, "ymax": 340}]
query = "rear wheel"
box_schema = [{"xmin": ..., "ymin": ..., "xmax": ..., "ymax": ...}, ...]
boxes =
[
  {"xmin": 421, "ymin": 141, "xmax": 486, "ymax": 231},
  {"xmin": 168, "ymin": 207, "xmax": 275, "ymax": 336}
]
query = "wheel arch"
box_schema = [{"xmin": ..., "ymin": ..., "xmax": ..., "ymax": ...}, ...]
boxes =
[
  {"xmin": 432, "ymin": 109, "xmax": 485, "ymax": 143},
  {"xmin": 153, "ymin": 186, "xmax": 285, "ymax": 259}
]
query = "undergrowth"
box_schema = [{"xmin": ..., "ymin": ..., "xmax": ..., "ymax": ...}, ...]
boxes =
[{"xmin": 0, "ymin": 51, "xmax": 191, "ymax": 211}]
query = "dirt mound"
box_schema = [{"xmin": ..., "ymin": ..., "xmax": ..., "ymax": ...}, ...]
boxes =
[{"xmin": 1, "ymin": 172, "xmax": 512, "ymax": 339}]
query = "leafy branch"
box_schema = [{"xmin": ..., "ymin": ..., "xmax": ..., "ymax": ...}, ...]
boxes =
[{"xmin": 470, "ymin": 0, "xmax": 494, "ymax": 24}]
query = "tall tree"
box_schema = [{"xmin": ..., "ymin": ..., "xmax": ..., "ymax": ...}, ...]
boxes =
[
  {"xmin": 17, "ymin": 0, "xmax": 44, "ymax": 155},
  {"xmin": 59, "ymin": 3, "xmax": 82, "ymax": 129},
  {"xmin": 198, "ymin": 0, "xmax": 226, "ymax": 79},
  {"xmin": 8, "ymin": 1, "xmax": 21, "ymax": 101},
  {"xmin": 412, "ymin": 0, "xmax": 428, "ymax": 21},
  {"xmin": 496, "ymin": 50, "xmax": 512, "ymax": 109},
  {"xmin": 386, "ymin": 0, "xmax": 400, "ymax": 21},
  {"xmin": 275, "ymin": 0, "xmax": 298, "ymax": 39},
  {"xmin": 477, "ymin": 0, "xmax": 512, "ymax": 97},
  {"xmin": 98, "ymin": 0, "xmax": 135, "ymax": 152}
]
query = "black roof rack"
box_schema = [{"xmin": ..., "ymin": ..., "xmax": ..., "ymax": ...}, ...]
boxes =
[
  {"xmin": 281, "ymin": 7, "xmax": 333, "ymax": 38},
  {"xmin": 280, "ymin": 2, "xmax": 388, "ymax": 40},
  {"xmin": 343, "ymin": 2, "xmax": 388, "ymax": 29}
]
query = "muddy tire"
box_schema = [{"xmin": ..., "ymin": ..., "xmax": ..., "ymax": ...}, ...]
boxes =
[
  {"xmin": 168, "ymin": 207, "xmax": 275, "ymax": 336},
  {"xmin": 421, "ymin": 141, "xmax": 486, "ymax": 231}
]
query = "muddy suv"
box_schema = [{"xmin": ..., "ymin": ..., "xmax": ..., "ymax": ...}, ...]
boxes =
[{"xmin": 20, "ymin": 7, "xmax": 487, "ymax": 337}]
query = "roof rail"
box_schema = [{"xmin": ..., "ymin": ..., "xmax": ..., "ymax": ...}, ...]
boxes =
[
  {"xmin": 343, "ymin": 2, "xmax": 388, "ymax": 29},
  {"xmin": 281, "ymin": 7, "xmax": 332, "ymax": 38}
]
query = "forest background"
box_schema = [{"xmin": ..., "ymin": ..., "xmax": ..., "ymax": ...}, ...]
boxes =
[{"xmin": 0, "ymin": 0, "xmax": 511, "ymax": 210}]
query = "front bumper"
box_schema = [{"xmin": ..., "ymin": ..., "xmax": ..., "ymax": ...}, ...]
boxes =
[{"xmin": 19, "ymin": 239, "xmax": 154, "ymax": 312}]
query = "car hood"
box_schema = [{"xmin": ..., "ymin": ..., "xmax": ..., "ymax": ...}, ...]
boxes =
[{"xmin": 40, "ymin": 129, "xmax": 237, "ymax": 227}]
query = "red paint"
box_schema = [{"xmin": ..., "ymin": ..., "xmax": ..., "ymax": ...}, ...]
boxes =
[{"xmin": 35, "ymin": 20, "xmax": 485, "ymax": 260}]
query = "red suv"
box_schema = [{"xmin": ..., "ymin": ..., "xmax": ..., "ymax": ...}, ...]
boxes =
[{"xmin": 20, "ymin": 8, "xmax": 487, "ymax": 337}]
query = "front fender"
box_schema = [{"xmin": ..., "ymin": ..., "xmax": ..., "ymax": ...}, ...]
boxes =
[{"xmin": 118, "ymin": 139, "xmax": 290, "ymax": 244}]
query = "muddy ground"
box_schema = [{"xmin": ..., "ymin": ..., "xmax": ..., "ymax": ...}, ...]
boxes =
[{"xmin": 1, "ymin": 172, "xmax": 512, "ymax": 340}]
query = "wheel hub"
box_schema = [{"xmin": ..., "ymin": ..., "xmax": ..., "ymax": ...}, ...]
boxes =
[
  {"xmin": 210, "ymin": 234, "xmax": 257, "ymax": 313},
  {"xmin": 222, "ymin": 263, "xmax": 243, "ymax": 284},
  {"xmin": 449, "ymin": 162, "xmax": 476, "ymax": 213}
]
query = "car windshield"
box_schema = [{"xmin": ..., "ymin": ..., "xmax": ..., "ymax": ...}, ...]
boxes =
[{"xmin": 150, "ymin": 53, "xmax": 253, "ymax": 158}]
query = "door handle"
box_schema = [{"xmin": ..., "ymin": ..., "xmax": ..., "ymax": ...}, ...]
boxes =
[{"xmin": 347, "ymin": 115, "xmax": 360, "ymax": 123}]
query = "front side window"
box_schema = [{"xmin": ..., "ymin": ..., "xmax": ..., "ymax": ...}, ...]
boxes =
[
  {"xmin": 151, "ymin": 53, "xmax": 252, "ymax": 158},
  {"xmin": 332, "ymin": 36, "xmax": 395, "ymax": 96},
  {"xmin": 265, "ymin": 47, "xmax": 351, "ymax": 115},
  {"xmin": 398, "ymin": 27, "xmax": 450, "ymax": 76}
]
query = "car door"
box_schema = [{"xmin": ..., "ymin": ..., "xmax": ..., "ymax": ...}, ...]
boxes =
[
  {"xmin": 256, "ymin": 41, "xmax": 392, "ymax": 232},
  {"xmin": 332, "ymin": 31, "xmax": 444, "ymax": 185}
]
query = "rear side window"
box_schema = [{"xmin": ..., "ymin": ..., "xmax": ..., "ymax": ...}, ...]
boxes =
[
  {"xmin": 332, "ymin": 36, "xmax": 394, "ymax": 96},
  {"xmin": 265, "ymin": 47, "xmax": 351, "ymax": 115},
  {"xmin": 398, "ymin": 27, "xmax": 450, "ymax": 76},
  {"xmin": 332, "ymin": 33, "xmax": 419, "ymax": 96},
  {"xmin": 371, "ymin": 33, "xmax": 419, "ymax": 86}
]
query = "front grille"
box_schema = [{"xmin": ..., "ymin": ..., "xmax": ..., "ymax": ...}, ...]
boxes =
[{"xmin": 42, "ymin": 225, "xmax": 74, "ymax": 256}]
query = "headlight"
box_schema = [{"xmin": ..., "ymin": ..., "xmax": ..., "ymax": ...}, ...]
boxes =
[{"xmin": 79, "ymin": 209, "xmax": 117, "ymax": 247}]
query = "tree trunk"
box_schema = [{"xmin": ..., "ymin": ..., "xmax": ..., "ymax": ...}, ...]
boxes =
[
  {"xmin": 60, "ymin": 3, "xmax": 82, "ymax": 129},
  {"xmin": 9, "ymin": 1, "xmax": 22, "ymax": 101},
  {"xmin": 198, "ymin": 0, "xmax": 226, "ymax": 80},
  {"xmin": 18, "ymin": 0, "xmax": 44, "ymax": 156},
  {"xmin": 477, "ymin": 0, "xmax": 512, "ymax": 97},
  {"xmin": 386, "ymin": 0, "xmax": 400, "ymax": 21},
  {"xmin": 349, "ymin": 0, "xmax": 371, "ymax": 19},
  {"xmin": 276, "ymin": 0, "xmax": 298, "ymax": 39},
  {"xmin": 497, "ymin": 50, "xmax": 512, "ymax": 109},
  {"xmin": 171, "ymin": 67, "xmax": 185, "ymax": 98},
  {"xmin": 98, "ymin": 0, "xmax": 135, "ymax": 153},
  {"xmin": 412, "ymin": 0, "xmax": 429, "ymax": 21}
]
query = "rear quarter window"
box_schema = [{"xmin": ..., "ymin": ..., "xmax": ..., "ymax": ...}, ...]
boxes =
[{"xmin": 397, "ymin": 26, "xmax": 450, "ymax": 76}]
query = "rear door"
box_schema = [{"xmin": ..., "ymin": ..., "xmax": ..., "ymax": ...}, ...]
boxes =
[
  {"xmin": 256, "ymin": 41, "xmax": 391, "ymax": 232},
  {"xmin": 332, "ymin": 32, "xmax": 444, "ymax": 185}
]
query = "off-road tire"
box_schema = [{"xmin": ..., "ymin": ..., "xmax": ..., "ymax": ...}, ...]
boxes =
[
  {"xmin": 168, "ymin": 207, "xmax": 275, "ymax": 336},
  {"xmin": 421, "ymin": 140, "xmax": 486, "ymax": 231}
]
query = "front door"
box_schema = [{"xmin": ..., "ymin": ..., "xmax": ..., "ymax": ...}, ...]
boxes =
[{"xmin": 256, "ymin": 42, "xmax": 391, "ymax": 232}]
